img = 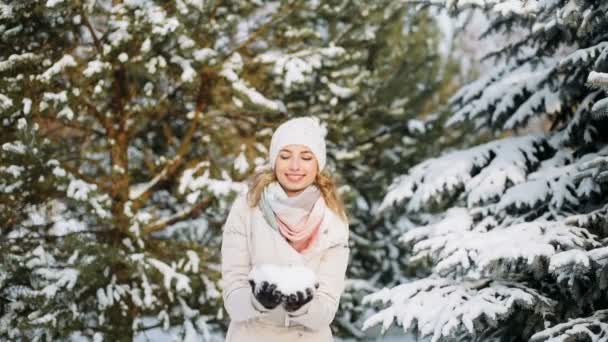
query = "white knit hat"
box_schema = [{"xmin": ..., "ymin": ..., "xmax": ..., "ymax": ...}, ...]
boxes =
[{"xmin": 269, "ymin": 117, "xmax": 327, "ymax": 171}]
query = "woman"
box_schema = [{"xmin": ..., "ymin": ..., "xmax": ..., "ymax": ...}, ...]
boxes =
[{"xmin": 220, "ymin": 117, "xmax": 350, "ymax": 341}]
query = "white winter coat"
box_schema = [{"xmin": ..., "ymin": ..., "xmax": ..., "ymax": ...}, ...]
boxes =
[{"xmin": 220, "ymin": 192, "xmax": 350, "ymax": 342}]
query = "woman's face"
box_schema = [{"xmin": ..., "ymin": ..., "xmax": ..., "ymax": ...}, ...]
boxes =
[{"xmin": 274, "ymin": 144, "xmax": 318, "ymax": 197}]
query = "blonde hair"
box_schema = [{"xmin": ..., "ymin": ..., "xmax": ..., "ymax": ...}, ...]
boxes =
[{"xmin": 246, "ymin": 168, "xmax": 348, "ymax": 223}]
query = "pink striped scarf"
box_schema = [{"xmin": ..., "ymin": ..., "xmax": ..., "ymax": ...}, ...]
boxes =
[{"xmin": 260, "ymin": 182, "xmax": 326, "ymax": 253}]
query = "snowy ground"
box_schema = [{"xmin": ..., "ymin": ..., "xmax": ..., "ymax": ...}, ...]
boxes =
[{"xmin": 132, "ymin": 325, "xmax": 416, "ymax": 341}]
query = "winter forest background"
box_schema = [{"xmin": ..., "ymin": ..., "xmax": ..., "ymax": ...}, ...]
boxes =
[{"xmin": 2, "ymin": 0, "xmax": 608, "ymax": 341}]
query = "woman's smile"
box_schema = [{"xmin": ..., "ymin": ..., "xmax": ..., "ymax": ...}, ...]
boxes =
[{"xmin": 286, "ymin": 173, "xmax": 305, "ymax": 182}]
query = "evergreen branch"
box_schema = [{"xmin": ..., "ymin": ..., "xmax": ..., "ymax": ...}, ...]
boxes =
[
  {"xmin": 60, "ymin": 162, "xmax": 110, "ymax": 193},
  {"xmin": 82, "ymin": 99, "xmax": 112, "ymax": 135},
  {"xmin": 141, "ymin": 196, "xmax": 213, "ymax": 235},
  {"xmin": 33, "ymin": 116, "xmax": 106, "ymax": 137},
  {"xmin": 79, "ymin": 7, "xmax": 103, "ymax": 55},
  {"xmin": 130, "ymin": 70, "xmax": 213, "ymax": 211},
  {"xmin": 0, "ymin": 230, "xmax": 103, "ymax": 244},
  {"xmin": 219, "ymin": 0, "xmax": 302, "ymax": 63}
]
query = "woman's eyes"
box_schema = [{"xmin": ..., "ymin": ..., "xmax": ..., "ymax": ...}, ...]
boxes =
[{"xmin": 280, "ymin": 155, "xmax": 312, "ymax": 160}]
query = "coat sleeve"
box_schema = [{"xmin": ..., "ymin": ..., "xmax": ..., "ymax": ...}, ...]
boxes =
[
  {"xmin": 287, "ymin": 224, "xmax": 350, "ymax": 331},
  {"xmin": 221, "ymin": 194, "xmax": 268, "ymax": 322}
]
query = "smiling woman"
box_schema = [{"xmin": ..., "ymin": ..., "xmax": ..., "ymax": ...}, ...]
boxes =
[
  {"xmin": 220, "ymin": 117, "xmax": 350, "ymax": 342},
  {"xmin": 275, "ymin": 145, "xmax": 318, "ymax": 197}
]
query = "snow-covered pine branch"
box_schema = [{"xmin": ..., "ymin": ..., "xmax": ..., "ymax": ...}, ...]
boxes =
[
  {"xmin": 401, "ymin": 209, "xmax": 599, "ymax": 278},
  {"xmin": 530, "ymin": 309, "xmax": 608, "ymax": 342},
  {"xmin": 379, "ymin": 135, "xmax": 548, "ymax": 213},
  {"xmin": 587, "ymin": 71, "xmax": 608, "ymax": 119},
  {"xmin": 363, "ymin": 278, "xmax": 554, "ymax": 342}
]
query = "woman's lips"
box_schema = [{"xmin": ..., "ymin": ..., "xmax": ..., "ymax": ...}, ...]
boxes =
[{"xmin": 286, "ymin": 174, "xmax": 305, "ymax": 182}]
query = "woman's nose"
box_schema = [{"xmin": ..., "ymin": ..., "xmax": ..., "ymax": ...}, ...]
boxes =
[{"xmin": 289, "ymin": 157, "xmax": 300, "ymax": 170}]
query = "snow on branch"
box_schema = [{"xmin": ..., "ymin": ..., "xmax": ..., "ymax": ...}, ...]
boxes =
[
  {"xmin": 33, "ymin": 268, "xmax": 79, "ymax": 299},
  {"xmin": 178, "ymin": 162, "xmax": 247, "ymax": 198},
  {"xmin": 448, "ymin": 62, "xmax": 556, "ymax": 129},
  {"xmin": 503, "ymin": 86, "xmax": 561, "ymax": 129},
  {"xmin": 587, "ymin": 71, "xmax": 608, "ymax": 118},
  {"xmin": 220, "ymin": 53, "xmax": 286, "ymax": 113},
  {"xmin": 402, "ymin": 212, "xmax": 599, "ymax": 278},
  {"xmin": 558, "ymin": 42, "xmax": 608, "ymax": 71},
  {"xmin": 382, "ymin": 136, "xmax": 607, "ymax": 218},
  {"xmin": 558, "ymin": 90, "xmax": 603, "ymax": 146},
  {"xmin": 255, "ymin": 45, "xmax": 355, "ymax": 100},
  {"xmin": 146, "ymin": 258, "xmax": 192, "ymax": 300},
  {"xmin": 379, "ymin": 135, "xmax": 547, "ymax": 212},
  {"xmin": 37, "ymin": 54, "xmax": 76, "ymax": 83},
  {"xmin": 363, "ymin": 278, "xmax": 554, "ymax": 342},
  {"xmin": 530, "ymin": 309, "xmax": 608, "ymax": 342}
]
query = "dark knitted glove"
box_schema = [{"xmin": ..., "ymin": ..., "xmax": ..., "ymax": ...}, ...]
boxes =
[
  {"xmin": 282, "ymin": 283, "xmax": 319, "ymax": 312},
  {"xmin": 249, "ymin": 280, "xmax": 282, "ymax": 310}
]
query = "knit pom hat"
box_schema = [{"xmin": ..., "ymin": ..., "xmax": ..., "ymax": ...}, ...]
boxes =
[{"xmin": 269, "ymin": 117, "xmax": 327, "ymax": 171}]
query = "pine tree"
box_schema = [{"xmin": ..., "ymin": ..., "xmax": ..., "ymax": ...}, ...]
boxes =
[{"xmin": 363, "ymin": 1, "xmax": 608, "ymax": 341}]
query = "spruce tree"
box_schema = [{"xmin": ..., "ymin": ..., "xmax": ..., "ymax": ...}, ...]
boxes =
[{"xmin": 364, "ymin": 1, "xmax": 608, "ymax": 341}]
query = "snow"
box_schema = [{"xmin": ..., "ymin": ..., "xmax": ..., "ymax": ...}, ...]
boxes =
[
  {"xmin": 46, "ymin": 0, "xmax": 64, "ymax": 7},
  {"xmin": 178, "ymin": 162, "xmax": 247, "ymax": 197},
  {"xmin": 448, "ymin": 63, "xmax": 555, "ymax": 128},
  {"xmin": 220, "ymin": 53, "xmax": 286, "ymax": 112},
  {"xmin": 496, "ymin": 178, "xmax": 550, "ymax": 212},
  {"xmin": 3, "ymin": 165, "xmax": 24, "ymax": 177},
  {"xmin": 0, "ymin": 53, "xmax": 38, "ymax": 73},
  {"xmin": 249, "ymin": 264, "xmax": 317, "ymax": 295},
  {"xmin": 178, "ymin": 35, "xmax": 195, "ymax": 50},
  {"xmin": 82, "ymin": 60, "xmax": 110, "ymax": 77},
  {"xmin": 558, "ymin": 42, "xmax": 608, "ymax": 69},
  {"xmin": 0, "ymin": 93, "xmax": 13, "ymax": 110},
  {"xmin": 16, "ymin": 118, "xmax": 26, "ymax": 130},
  {"xmin": 183, "ymin": 251, "xmax": 200, "ymax": 273},
  {"xmin": 147, "ymin": 258, "xmax": 192, "ymax": 296},
  {"xmin": 22, "ymin": 98, "xmax": 32, "ymax": 114},
  {"xmin": 588, "ymin": 71, "xmax": 608, "ymax": 89},
  {"xmin": 504, "ymin": 86, "xmax": 561, "ymax": 129},
  {"xmin": 363, "ymin": 279, "xmax": 553, "ymax": 342},
  {"xmin": 43, "ymin": 90, "xmax": 68, "ymax": 104},
  {"xmin": 282, "ymin": 57, "xmax": 314, "ymax": 89},
  {"xmin": 2, "ymin": 141, "xmax": 26, "ymax": 154},
  {"xmin": 58, "ymin": 105, "xmax": 74, "ymax": 120},
  {"xmin": 407, "ymin": 119, "xmax": 425, "ymax": 134},
  {"xmin": 49, "ymin": 218, "xmax": 87, "ymax": 236},
  {"xmin": 548, "ymin": 249, "xmax": 590, "ymax": 274},
  {"xmin": 380, "ymin": 135, "xmax": 545, "ymax": 212},
  {"xmin": 256, "ymin": 46, "xmax": 346, "ymax": 93},
  {"xmin": 140, "ymin": 38, "xmax": 151, "ymax": 53},
  {"xmin": 108, "ymin": 19, "xmax": 132, "ymax": 47},
  {"xmin": 67, "ymin": 179, "xmax": 97, "ymax": 200},
  {"xmin": 38, "ymin": 54, "xmax": 76, "ymax": 83},
  {"xmin": 171, "ymin": 55, "xmax": 196, "ymax": 82},
  {"xmin": 530, "ymin": 310, "xmax": 608, "ymax": 342},
  {"xmin": 193, "ymin": 48, "xmax": 217, "ymax": 63},
  {"xmin": 233, "ymin": 148, "xmax": 249, "ymax": 174},
  {"xmin": 52, "ymin": 165, "xmax": 67, "ymax": 177},
  {"xmin": 591, "ymin": 97, "xmax": 608, "ymax": 118},
  {"xmin": 35, "ymin": 268, "xmax": 79, "ymax": 298},
  {"xmin": 231, "ymin": 78, "xmax": 285, "ymax": 112},
  {"xmin": 327, "ymin": 81, "xmax": 355, "ymax": 99}
]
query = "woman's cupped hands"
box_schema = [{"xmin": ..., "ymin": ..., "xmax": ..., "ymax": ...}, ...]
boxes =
[{"xmin": 248, "ymin": 264, "xmax": 319, "ymax": 312}]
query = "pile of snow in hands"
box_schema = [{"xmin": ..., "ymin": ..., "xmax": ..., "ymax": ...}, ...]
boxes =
[{"xmin": 249, "ymin": 264, "xmax": 318, "ymax": 295}]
